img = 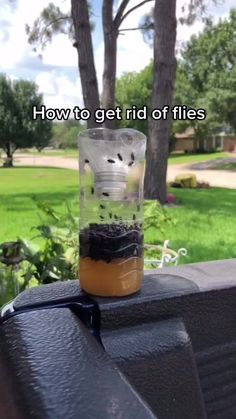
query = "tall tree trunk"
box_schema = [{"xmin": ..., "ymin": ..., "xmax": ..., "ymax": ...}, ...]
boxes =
[
  {"xmin": 144, "ymin": 0, "xmax": 177, "ymax": 204},
  {"xmin": 102, "ymin": 0, "xmax": 118, "ymax": 128},
  {"xmin": 3, "ymin": 142, "xmax": 13, "ymax": 167},
  {"xmin": 71, "ymin": 0, "xmax": 100, "ymax": 128}
]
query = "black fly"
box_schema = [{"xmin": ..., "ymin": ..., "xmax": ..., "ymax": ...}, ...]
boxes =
[{"xmin": 117, "ymin": 153, "xmax": 123, "ymax": 161}]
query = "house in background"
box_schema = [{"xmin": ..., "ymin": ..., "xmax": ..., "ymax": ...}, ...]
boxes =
[
  {"xmin": 174, "ymin": 128, "xmax": 195, "ymax": 152},
  {"xmin": 174, "ymin": 128, "xmax": 236, "ymax": 153},
  {"xmin": 221, "ymin": 133, "xmax": 236, "ymax": 152}
]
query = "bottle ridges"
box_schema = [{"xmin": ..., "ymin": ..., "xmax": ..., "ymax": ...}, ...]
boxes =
[{"xmin": 80, "ymin": 222, "xmax": 143, "ymax": 262}]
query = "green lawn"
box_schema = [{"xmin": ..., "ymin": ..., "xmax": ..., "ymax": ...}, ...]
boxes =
[
  {"xmin": 168, "ymin": 151, "xmax": 229, "ymax": 165},
  {"xmin": 145, "ymin": 187, "xmax": 236, "ymax": 264},
  {"xmin": 0, "ymin": 167, "xmax": 236, "ymax": 265},
  {"xmin": 211, "ymin": 162, "xmax": 236, "ymax": 171},
  {"xmin": 0, "ymin": 167, "xmax": 79, "ymax": 242}
]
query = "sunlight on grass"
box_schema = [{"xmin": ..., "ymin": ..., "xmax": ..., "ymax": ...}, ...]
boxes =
[
  {"xmin": 168, "ymin": 152, "xmax": 229, "ymax": 165},
  {"xmin": 0, "ymin": 167, "xmax": 79, "ymax": 242},
  {"xmin": 211, "ymin": 162, "xmax": 236, "ymax": 171},
  {"xmin": 0, "ymin": 167, "xmax": 236, "ymax": 265},
  {"xmin": 145, "ymin": 188, "xmax": 236, "ymax": 264}
]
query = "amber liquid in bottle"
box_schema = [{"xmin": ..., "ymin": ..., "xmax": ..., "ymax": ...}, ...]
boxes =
[{"xmin": 79, "ymin": 223, "xmax": 144, "ymax": 297}]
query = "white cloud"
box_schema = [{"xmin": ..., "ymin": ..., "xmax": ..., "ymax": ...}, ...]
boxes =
[
  {"xmin": 36, "ymin": 71, "xmax": 83, "ymax": 111},
  {"xmin": 0, "ymin": 0, "xmax": 81, "ymax": 109},
  {"xmin": 0, "ymin": 0, "xmax": 50, "ymax": 70},
  {"xmin": 42, "ymin": 34, "xmax": 77, "ymax": 68},
  {"xmin": 36, "ymin": 72, "xmax": 56, "ymax": 96}
]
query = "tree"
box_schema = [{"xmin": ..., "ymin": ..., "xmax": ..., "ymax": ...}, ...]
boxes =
[
  {"xmin": 177, "ymin": 9, "xmax": 236, "ymax": 137},
  {"xmin": 173, "ymin": 63, "xmax": 224, "ymax": 149},
  {"xmin": 101, "ymin": 0, "xmax": 154, "ymax": 126},
  {"xmin": 34, "ymin": 118, "xmax": 53, "ymax": 152},
  {"xmin": 117, "ymin": 7, "xmax": 236, "ymax": 151},
  {"xmin": 26, "ymin": 0, "xmax": 154, "ymax": 128},
  {"xmin": 116, "ymin": 63, "xmax": 153, "ymax": 134},
  {"xmin": 27, "ymin": 0, "xmax": 223, "ymax": 203},
  {"xmin": 71, "ymin": 1, "xmax": 100, "ymax": 127},
  {"xmin": 0, "ymin": 75, "xmax": 52, "ymax": 166},
  {"xmin": 143, "ymin": 0, "xmax": 177, "ymax": 203},
  {"xmin": 141, "ymin": 0, "xmax": 222, "ymax": 203},
  {"xmin": 51, "ymin": 119, "xmax": 84, "ymax": 149},
  {"xmin": 116, "ymin": 62, "xmax": 175, "ymax": 152}
]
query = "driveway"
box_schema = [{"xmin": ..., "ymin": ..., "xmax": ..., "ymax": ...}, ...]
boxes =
[
  {"xmin": 14, "ymin": 155, "xmax": 79, "ymax": 170},
  {"xmin": 14, "ymin": 154, "xmax": 236, "ymax": 189},
  {"xmin": 167, "ymin": 163, "xmax": 236, "ymax": 189}
]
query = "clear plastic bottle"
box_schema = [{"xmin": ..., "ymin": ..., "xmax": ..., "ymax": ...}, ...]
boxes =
[{"xmin": 78, "ymin": 128, "xmax": 146, "ymax": 297}]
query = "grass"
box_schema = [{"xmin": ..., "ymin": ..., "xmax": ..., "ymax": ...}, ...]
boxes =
[
  {"xmin": 145, "ymin": 187, "xmax": 236, "ymax": 265},
  {"xmin": 211, "ymin": 162, "xmax": 236, "ymax": 171},
  {"xmin": 168, "ymin": 151, "xmax": 229, "ymax": 165},
  {"xmin": 0, "ymin": 167, "xmax": 236, "ymax": 266},
  {"xmin": 0, "ymin": 167, "xmax": 79, "ymax": 242}
]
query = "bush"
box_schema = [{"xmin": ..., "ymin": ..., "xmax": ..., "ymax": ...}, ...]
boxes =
[
  {"xmin": 173, "ymin": 173, "xmax": 197, "ymax": 188},
  {"xmin": 0, "ymin": 201, "xmax": 79, "ymax": 306},
  {"xmin": 167, "ymin": 193, "xmax": 178, "ymax": 204},
  {"xmin": 197, "ymin": 181, "xmax": 210, "ymax": 189}
]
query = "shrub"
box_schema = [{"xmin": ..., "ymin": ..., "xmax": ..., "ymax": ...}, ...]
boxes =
[
  {"xmin": 197, "ymin": 181, "xmax": 210, "ymax": 189},
  {"xmin": 167, "ymin": 193, "xmax": 178, "ymax": 204},
  {"xmin": 173, "ymin": 173, "xmax": 197, "ymax": 188}
]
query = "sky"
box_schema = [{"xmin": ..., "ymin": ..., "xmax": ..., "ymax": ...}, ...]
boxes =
[{"xmin": 0, "ymin": 0, "xmax": 235, "ymax": 111}]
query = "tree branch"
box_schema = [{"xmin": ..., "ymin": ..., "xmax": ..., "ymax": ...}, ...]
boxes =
[
  {"xmin": 113, "ymin": 0, "xmax": 130, "ymax": 29},
  {"xmin": 119, "ymin": 24, "xmax": 153, "ymax": 33},
  {"xmin": 119, "ymin": 0, "xmax": 154, "ymax": 26},
  {"xmin": 44, "ymin": 15, "xmax": 71, "ymax": 31}
]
